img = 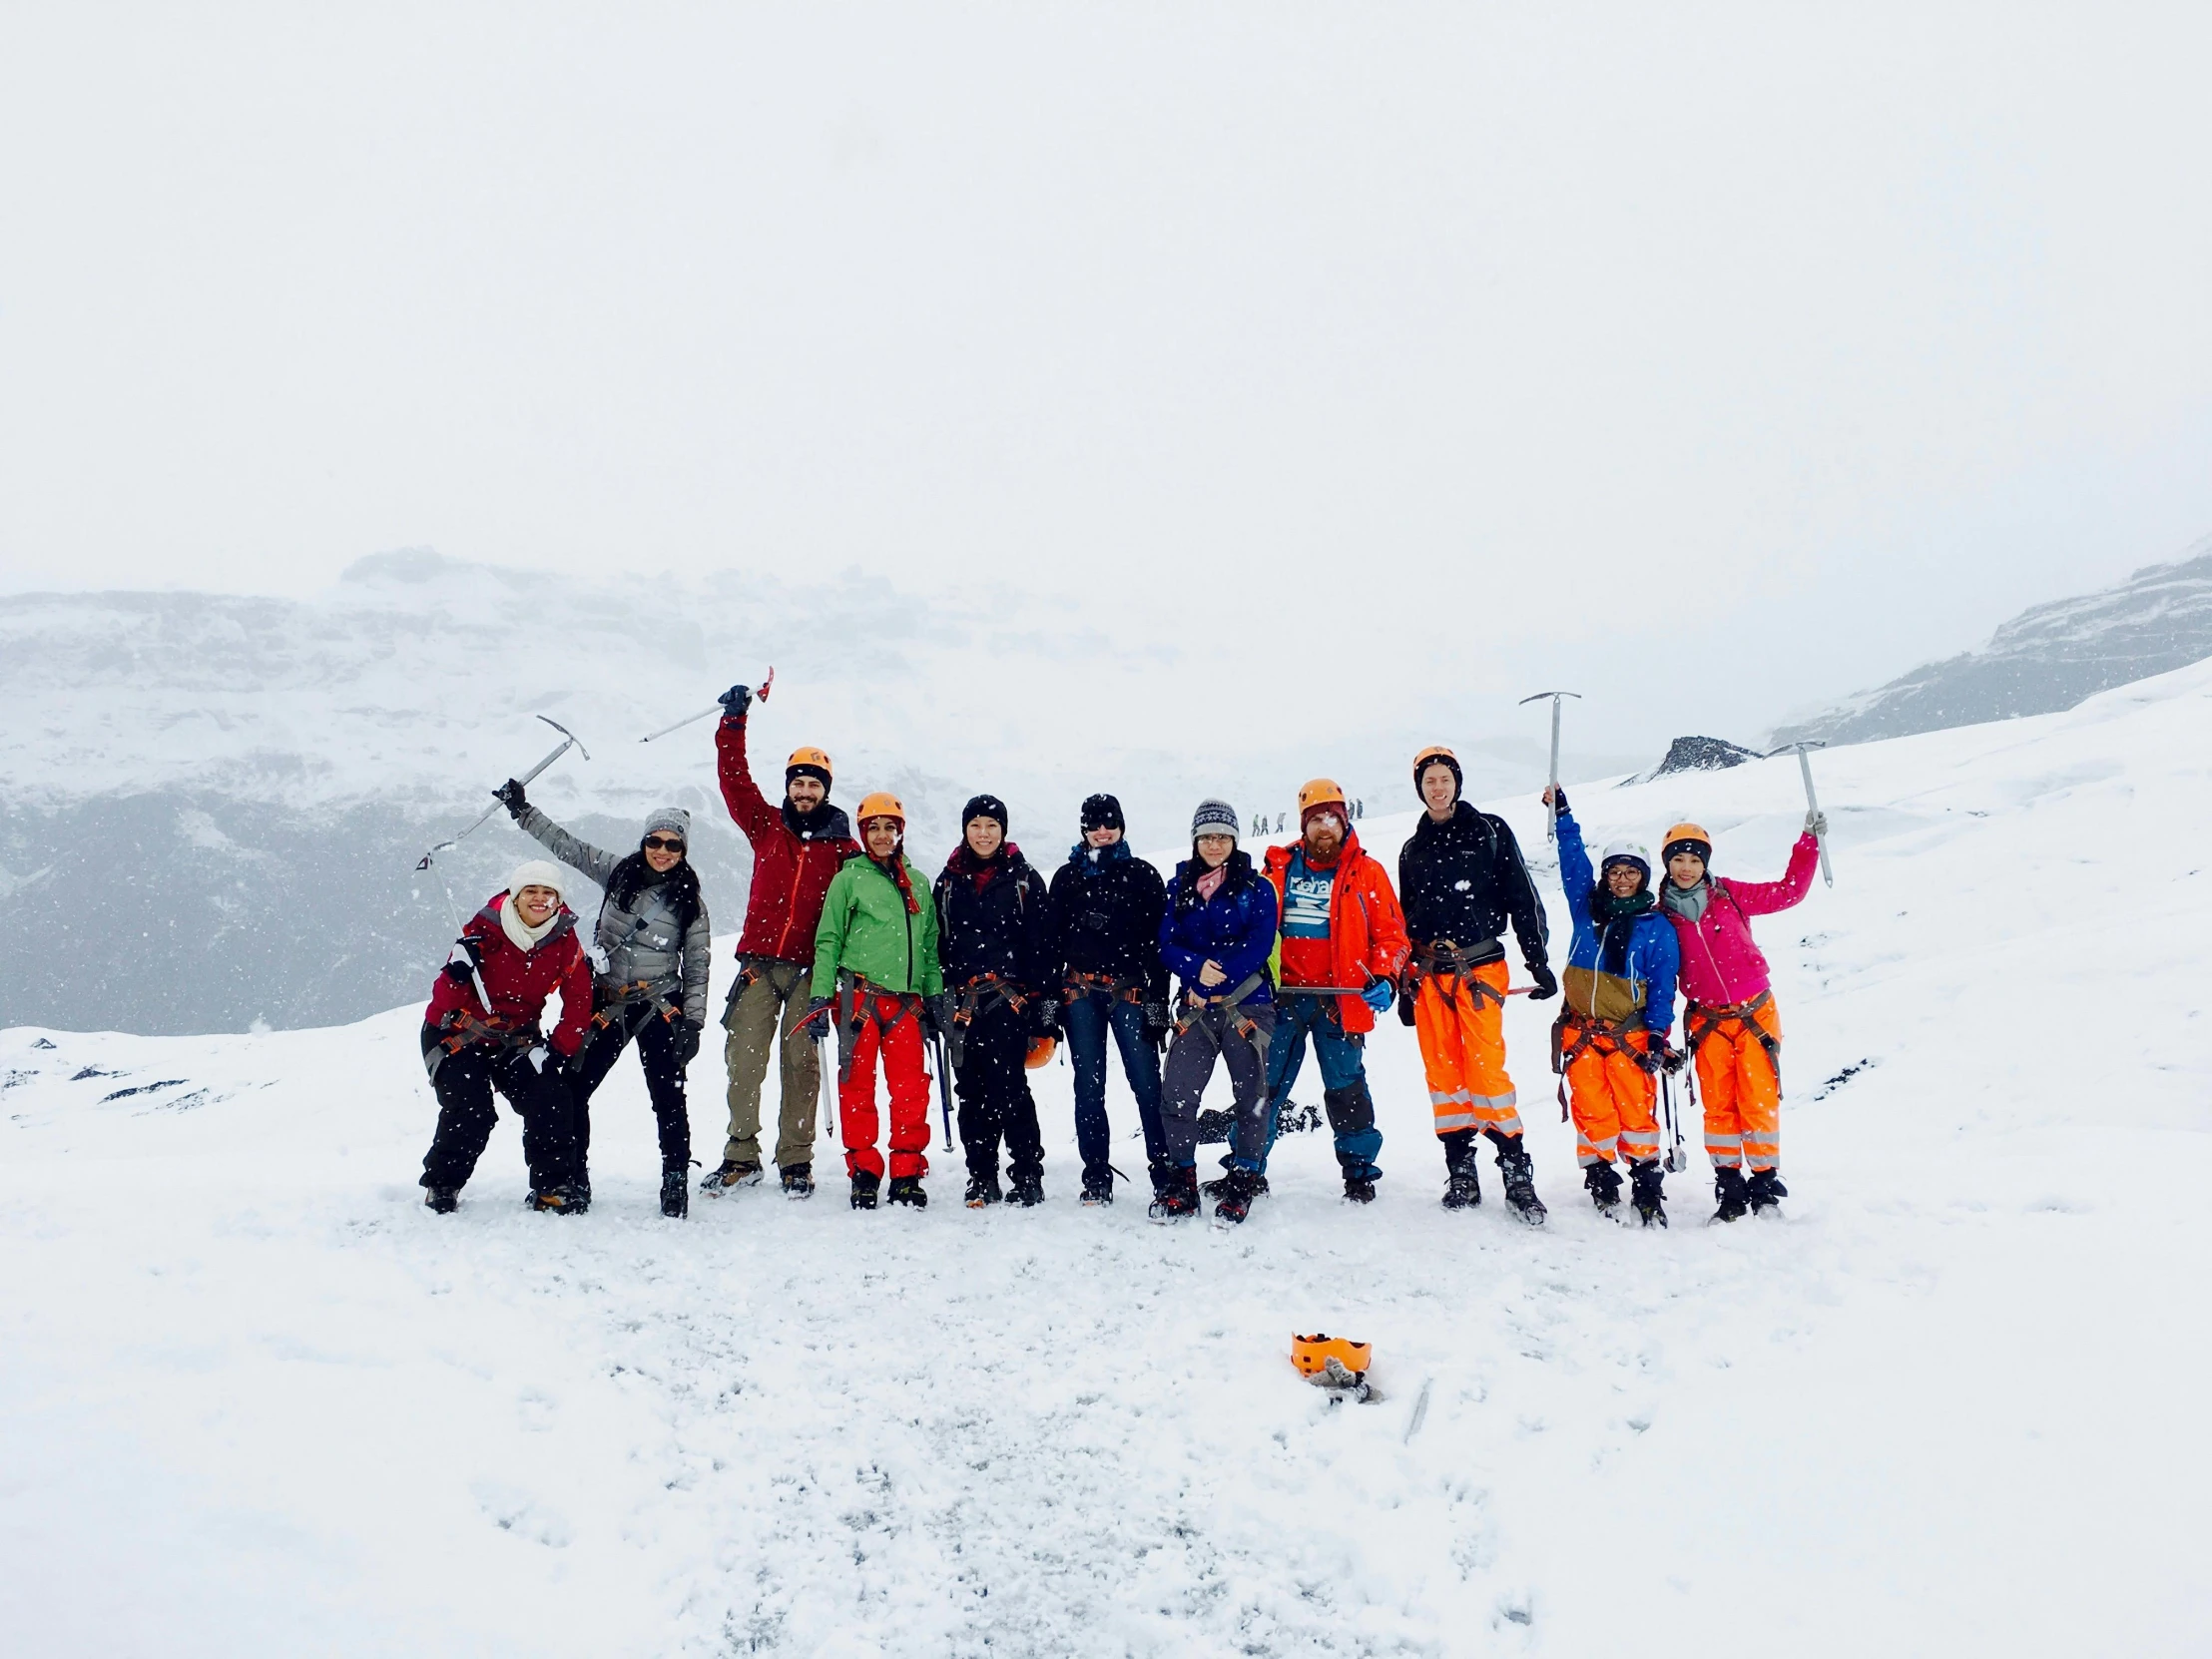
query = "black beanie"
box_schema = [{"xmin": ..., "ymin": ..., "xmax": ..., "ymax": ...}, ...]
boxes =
[
  {"xmin": 1413, "ymin": 751, "xmax": 1462, "ymax": 800},
  {"xmin": 787, "ymin": 762, "xmax": 831, "ymax": 791},
  {"xmin": 961, "ymin": 794, "xmax": 1009, "ymax": 834},
  {"xmin": 1080, "ymin": 793, "xmax": 1125, "ymax": 834}
]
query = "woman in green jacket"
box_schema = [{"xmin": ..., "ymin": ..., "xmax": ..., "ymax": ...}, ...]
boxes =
[{"xmin": 808, "ymin": 792, "xmax": 945, "ymax": 1209}]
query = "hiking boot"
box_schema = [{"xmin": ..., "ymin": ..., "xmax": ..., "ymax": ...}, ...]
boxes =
[
  {"xmin": 1148, "ymin": 1166, "xmax": 1200, "ymax": 1222},
  {"xmin": 1441, "ymin": 1130, "xmax": 1483, "ymax": 1210},
  {"xmin": 964, "ymin": 1172, "xmax": 1003, "ymax": 1209},
  {"xmin": 527, "ymin": 1187, "xmax": 572, "ymax": 1214},
  {"xmin": 1343, "ymin": 1176, "xmax": 1378, "ymax": 1205},
  {"xmin": 1214, "ymin": 1166, "xmax": 1263, "ymax": 1226},
  {"xmin": 1746, "ymin": 1168, "xmax": 1788, "ymax": 1217},
  {"xmin": 660, "ymin": 1171, "xmax": 689, "ymax": 1219},
  {"xmin": 1007, "ymin": 1173, "xmax": 1044, "ymax": 1208},
  {"xmin": 1629, "ymin": 1159, "xmax": 1666, "ymax": 1228},
  {"xmin": 850, "ymin": 1170, "xmax": 881, "ymax": 1211},
  {"xmin": 1584, "ymin": 1161, "xmax": 1623, "ymax": 1217},
  {"xmin": 780, "ymin": 1164, "xmax": 815, "ymax": 1199},
  {"xmin": 1203, "ymin": 1169, "xmax": 1270, "ymax": 1200},
  {"xmin": 701, "ymin": 1159, "xmax": 763, "ymax": 1195},
  {"xmin": 1498, "ymin": 1144, "xmax": 1547, "ymax": 1226},
  {"xmin": 1712, "ymin": 1167, "xmax": 1749, "ymax": 1224},
  {"xmin": 886, "ymin": 1175, "xmax": 927, "ymax": 1209},
  {"xmin": 1079, "ymin": 1170, "xmax": 1115, "ymax": 1206},
  {"xmin": 424, "ymin": 1186, "xmax": 459, "ymax": 1214}
]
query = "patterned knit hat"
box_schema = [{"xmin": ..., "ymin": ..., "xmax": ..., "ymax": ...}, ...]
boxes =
[{"xmin": 1190, "ymin": 799, "xmax": 1239, "ymax": 839}]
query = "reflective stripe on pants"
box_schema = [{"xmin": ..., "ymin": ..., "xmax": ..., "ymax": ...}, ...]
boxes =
[{"xmin": 1412, "ymin": 961, "xmax": 1523, "ymax": 1138}]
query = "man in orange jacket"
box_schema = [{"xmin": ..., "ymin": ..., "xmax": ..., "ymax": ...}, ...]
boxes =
[{"xmin": 1259, "ymin": 779, "xmax": 1412, "ymax": 1203}]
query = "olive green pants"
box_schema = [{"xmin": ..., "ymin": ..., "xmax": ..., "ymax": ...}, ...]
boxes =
[{"xmin": 722, "ymin": 959, "xmax": 821, "ymax": 1171}]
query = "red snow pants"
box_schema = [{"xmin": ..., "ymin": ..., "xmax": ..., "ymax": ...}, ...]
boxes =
[
  {"xmin": 1691, "ymin": 995, "xmax": 1782, "ymax": 1173},
  {"xmin": 839, "ymin": 992, "xmax": 933, "ymax": 1181},
  {"xmin": 1560, "ymin": 1021, "xmax": 1660, "ymax": 1168},
  {"xmin": 1413, "ymin": 961, "xmax": 1524, "ymax": 1138}
]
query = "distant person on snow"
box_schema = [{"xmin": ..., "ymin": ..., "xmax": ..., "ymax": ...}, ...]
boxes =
[
  {"xmin": 1657, "ymin": 813, "xmax": 1823, "ymax": 1221},
  {"xmin": 496, "ymin": 782, "xmax": 710, "ymax": 1219},
  {"xmin": 1542, "ymin": 788, "xmax": 1680, "ymax": 1226},
  {"xmin": 933, "ymin": 795, "xmax": 1057, "ymax": 1208},
  {"xmin": 418, "ymin": 860, "xmax": 593, "ymax": 1215},
  {"xmin": 708, "ymin": 682, "xmax": 859, "ymax": 1200},
  {"xmin": 807, "ymin": 792, "xmax": 943, "ymax": 1211},
  {"xmin": 1259, "ymin": 779, "xmax": 1412, "ymax": 1207},
  {"xmin": 1048, "ymin": 794, "xmax": 1171, "ymax": 1205},
  {"xmin": 1398, "ymin": 747, "xmax": 1556, "ymax": 1222},
  {"xmin": 1154, "ymin": 801, "xmax": 1280, "ymax": 1223}
]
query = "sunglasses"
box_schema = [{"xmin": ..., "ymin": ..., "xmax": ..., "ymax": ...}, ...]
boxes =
[{"xmin": 642, "ymin": 835, "xmax": 687, "ymax": 853}]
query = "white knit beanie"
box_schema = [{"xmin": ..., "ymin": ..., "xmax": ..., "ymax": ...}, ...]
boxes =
[{"xmin": 507, "ymin": 858, "xmax": 567, "ymax": 899}]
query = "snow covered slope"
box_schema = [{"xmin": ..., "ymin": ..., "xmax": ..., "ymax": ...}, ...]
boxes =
[
  {"xmin": 0, "ymin": 551, "xmax": 1634, "ymax": 1034},
  {"xmin": 4, "ymin": 661, "xmax": 2208, "ymax": 1655},
  {"xmin": 1772, "ymin": 532, "xmax": 2212, "ymax": 749}
]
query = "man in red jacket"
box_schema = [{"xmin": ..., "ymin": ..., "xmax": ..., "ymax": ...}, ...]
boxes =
[
  {"xmin": 704, "ymin": 681, "xmax": 860, "ymax": 1198},
  {"xmin": 419, "ymin": 859, "xmax": 594, "ymax": 1213}
]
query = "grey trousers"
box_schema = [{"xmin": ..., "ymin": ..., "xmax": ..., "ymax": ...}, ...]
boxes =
[
  {"xmin": 1160, "ymin": 1001, "xmax": 1276, "ymax": 1171},
  {"xmin": 722, "ymin": 958, "xmax": 821, "ymax": 1170}
]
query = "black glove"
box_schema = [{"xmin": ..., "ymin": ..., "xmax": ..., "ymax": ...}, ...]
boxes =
[
  {"xmin": 1657, "ymin": 1039, "xmax": 1685, "ymax": 1076},
  {"xmin": 1525, "ymin": 962, "xmax": 1558, "ymax": 1001},
  {"xmin": 718, "ymin": 683, "xmax": 753, "ymax": 718},
  {"xmin": 440, "ymin": 937, "xmax": 484, "ymax": 983},
  {"xmin": 1142, "ymin": 1000, "xmax": 1171, "ymax": 1050},
  {"xmin": 922, "ymin": 992, "xmax": 954, "ymax": 1042},
  {"xmin": 1395, "ymin": 976, "xmax": 1418, "ymax": 1027},
  {"xmin": 1546, "ymin": 786, "xmax": 1569, "ymax": 816},
  {"xmin": 1034, "ymin": 995, "xmax": 1061, "ymax": 1040},
  {"xmin": 492, "ymin": 778, "xmax": 528, "ymax": 818},
  {"xmin": 804, "ymin": 995, "xmax": 833, "ymax": 1042},
  {"xmin": 670, "ymin": 1017, "xmax": 702, "ymax": 1067}
]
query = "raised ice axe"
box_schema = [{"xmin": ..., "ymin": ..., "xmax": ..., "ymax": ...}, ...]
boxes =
[
  {"xmin": 416, "ymin": 715, "xmax": 591, "ymax": 864},
  {"xmin": 640, "ymin": 666, "xmax": 775, "ymax": 744},
  {"xmin": 1518, "ymin": 690, "xmax": 1582, "ymax": 842},
  {"xmin": 1767, "ymin": 739, "xmax": 1835, "ymax": 888}
]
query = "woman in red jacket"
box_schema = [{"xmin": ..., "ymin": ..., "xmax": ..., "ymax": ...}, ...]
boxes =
[{"xmin": 419, "ymin": 859, "xmax": 595, "ymax": 1214}]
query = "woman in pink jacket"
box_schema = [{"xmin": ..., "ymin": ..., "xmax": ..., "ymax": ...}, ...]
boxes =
[{"xmin": 1657, "ymin": 813, "xmax": 1823, "ymax": 1221}]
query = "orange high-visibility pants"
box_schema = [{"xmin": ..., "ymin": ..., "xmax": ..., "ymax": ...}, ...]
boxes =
[
  {"xmin": 1562, "ymin": 1027, "xmax": 1660, "ymax": 1168},
  {"xmin": 1414, "ymin": 960, "xmax": 1524, "ymax": 1138},
  {"xmin": 838, "ymin": 992, "xmax": 934, "ymax": 1181},
  {"xmin": 1692, "ymin": 997, "xmax": 1782, "ymax": 1172}
]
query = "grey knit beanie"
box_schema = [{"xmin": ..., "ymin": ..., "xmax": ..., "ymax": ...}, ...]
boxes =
[
  {"xmin": 1190, "ymin": 799, "xmax": 1239, "ymax": 839},
  {"xmin": 643, "ymin": 805, "xmax": 691, "ymax": 843}
]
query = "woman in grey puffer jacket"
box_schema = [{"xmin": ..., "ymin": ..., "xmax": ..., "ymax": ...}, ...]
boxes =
[{"xmin": 498, "ymin": 779, "xmax": 712, "ymax": 1217}]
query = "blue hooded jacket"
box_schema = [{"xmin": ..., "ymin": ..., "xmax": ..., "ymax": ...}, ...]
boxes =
[
  {"xmin": 1159, "ymin": 849, "xmax": 1279, "ymax": 1003},
  {"xmin": 1557, "ymin": 808, "xmax": 1679, "ymax": 1036}
]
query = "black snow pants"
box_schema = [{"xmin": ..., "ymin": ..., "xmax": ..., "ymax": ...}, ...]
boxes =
[
  {"xmin": 569, "ymin": 999, "xmax": 693, "ymax": 1178},
  {"xmin": 419, "ymin": 1026, "xmax": 578, "ymax": 1195},
  {"xmin": 952, "ymin": 1000, "xmax": 1044, "ymax": 1183},
  {"xmin": 1161, "ymin": 1001, "xmax": 1276, "ymax": 1174}
]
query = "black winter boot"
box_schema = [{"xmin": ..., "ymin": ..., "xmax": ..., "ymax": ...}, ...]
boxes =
[
  {"xmin": 1584, "ymin": 1161, "xmax": 1623, "ymax": 1217},
  {"xmin": 1149, "ymin": 1166, "xmax": 1200, "ymax": 1222},
  {"xmin": 1079, "ymin": 1170, "xmax": 1114, "ymax": 1205},
  {"xmin": 660, "ymin": 1170, "xmax": 690, "ymax": 1219},
  {"xmin": 424, "ymin": 1186, "xmax": 459, "ymax": 1214},
  {"xmin": 964, "ymin": 1171, "xmax": 1003, "ymax": 1209},
  {"xmin": 1629, "ymin": 1159, "xmax": 1666, "ymax": 1228},
  {"xmin": 701, "ymin": 1159, "xmax": 763, "ymax": 1195},
  {"xmin": 1746, "ymin": 1168, "xmax": 1788, "ymax": 1217},
  {"xmin": 1203, "ymin": 1165, "xmax": 1270, "ymax": 1200},
  {"xmin": 850, "ymin": 1169, "xmax": 881, "ymax": 1210},
  {"xmin": 1497, "ymin": 1142, "xmax": 1547, "ymax": 1226},
  {"xmin": 781, "ymin": 1163, "xmax": 815, "ymax": 1199},
  {"xmin": 886, "ymin": 1174, "xmax": 927, "ymax": 1209},
  {"xmin": 1008, "ymin": 1173, "xmax": 1044, "ymax": 1208},
  {"xmin": 1214, "ymin": 1165, "xmax": 1263, "ymax": 1226},
  {"xmin": 1342, "ymin": 1175, "xmax": 1378, "ymax": 1205},
  {"xmin": 1440, "ymin": 1130, "xmax": 1481, "ymax": 1210},
  {"xmin": 1712, "ymin": 1166, "xmax": 1749, "ymax": 1223}
]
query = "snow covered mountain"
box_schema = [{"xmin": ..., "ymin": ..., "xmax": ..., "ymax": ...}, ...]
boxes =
[
  {"xmin": 1770, "ymin": 533, "xmax": 2212, "ymax": 748},
  {"xmin": 6, "ymin": 657, "xmax": 2206, "ymax": 1654},
  {"xmin": 1, "ymin": 551, "xmax": 1633, "ymax": 1035}
]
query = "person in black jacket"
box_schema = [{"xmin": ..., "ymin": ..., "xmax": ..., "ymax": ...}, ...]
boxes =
[
  {"xmin": 1047, "ymin": 793, "xmax": 1170, "ymax": 1205},
  {"xmin": 1396, "ymin": 746, "xmax": 1558, "ymax": 1222},
  {"xmin": 932, "ymin": 794, "xmax": 1057, "ymax": 1207}
]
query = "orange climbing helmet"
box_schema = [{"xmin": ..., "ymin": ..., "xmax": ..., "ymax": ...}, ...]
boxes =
[
  {"xmin": 1298, "ymin": 778, "xmax": 1349, "ymax": 826},
  {"xmin": 1662, "ymin": 823, "xmax": 1712, "ymax": 863},
  {"xmin": 786, "ymin": 746, "xmax": 833, "ymax": 786},
  {"xmin": 855, "ymin": 792, "xmax": 905, "ymax": 830},
  {"xmin": 1411, "ymin": 745, "xmax": 1461, "ymax": 800},
  {"xmin": 1026, "ymin": 1035, "xmax": 1058, "ymax": 1070},
  {"xmin": 1292, "ymin": 1333, "xmax": 1373, "ymax": 1378}
]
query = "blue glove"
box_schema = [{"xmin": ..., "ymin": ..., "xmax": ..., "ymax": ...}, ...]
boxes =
[
  {"xmin": 1361, "ymin": 977, "xmax": 1393, "ymax": 1014},
  {"xmin": 718, "ymin": 683, "xmax": 753, "ymax": 718}
]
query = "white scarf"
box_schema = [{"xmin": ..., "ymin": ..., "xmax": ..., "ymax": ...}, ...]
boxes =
[{"xmin": 500, "ymin": 896, "xmax": 560, "ymax": 953}]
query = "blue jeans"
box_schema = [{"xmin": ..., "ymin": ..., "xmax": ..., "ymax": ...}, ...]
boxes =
[
  {"xmin": 1264, "ymin": 991, "xmax": 1382, "ymax": 1179},
  {"xmin": 1062, "ymin": 988, "xmax": 1167, "ymax": 1179}
]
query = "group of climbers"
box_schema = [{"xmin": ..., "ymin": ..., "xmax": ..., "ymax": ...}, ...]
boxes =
[{"xmin": 413, "ymin": 685, "xmax": 1822, "ymax": 1229}]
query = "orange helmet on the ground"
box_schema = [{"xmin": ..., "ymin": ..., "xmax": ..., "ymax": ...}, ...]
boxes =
[
  {"xmin": 1298, "ymin": 778, "xmax": 1349, "ymax": 825},
  {"xmin": 1026, "ymin": 1034, "xmax": 1057, "ymax": 1070},
  {"xmin": 1662, "ymin": 823, "xmax": 1712, "ymax": 863},
  {"xmin": 1411, "ymin": 745, "xmax": 1461, "ymax": 799},
  {"xmin": 786, "ymin": 746, "xmax": 833, "ymax": 787},
  {"xmin": 855, "ymin": 792, "xmax": 905, "ymax": 829},
  {"xmin": 1292, "ymin": 1332, "xmax": 1373, "ymax": 1377}
]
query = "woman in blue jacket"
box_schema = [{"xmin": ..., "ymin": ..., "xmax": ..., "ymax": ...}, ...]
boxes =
[
  {"xmin": 1153, "ymin": 800, "xmax": 1281, "ymax": 1224},
  {"xmin": 1543, "ymin": 787, "xmax": 1682, "ymax": 1226}
]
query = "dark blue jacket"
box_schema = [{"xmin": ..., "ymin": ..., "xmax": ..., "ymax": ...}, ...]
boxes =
[
  {"xmin": 1557, "ymin": 808, "xmax": 1679, "ymax": 1036},
  {"xmin": 1159, "ymin": 849, "xmax": 1279, "ymax": 1003}
]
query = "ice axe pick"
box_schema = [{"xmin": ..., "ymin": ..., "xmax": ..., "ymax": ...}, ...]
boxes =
[
  {"xmin": 640, "ymin": 667, "xmax": 775, "ymax": 744},
  {"xmin": 1518, "ymin": 690, "xmax": 1581, "ymax": 842},
  {"xmin": 1767, "ymin": 740, "xmax": 1835, "ymax": 887}
]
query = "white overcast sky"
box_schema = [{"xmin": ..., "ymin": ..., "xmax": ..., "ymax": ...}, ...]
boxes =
[{"xmin": 3, "ymin": 3, "xmax": 2208, "ymax": 746}]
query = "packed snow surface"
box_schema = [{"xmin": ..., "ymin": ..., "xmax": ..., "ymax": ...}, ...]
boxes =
[{"xmin": 5, "ymin": 662, "xmax": 2209, "ymax": 1655}]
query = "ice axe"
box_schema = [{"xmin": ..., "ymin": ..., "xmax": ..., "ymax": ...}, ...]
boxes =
[
  {"xmin": 415, "ymin": 715, "xmax": 591, "ymax": 862},
  {"xmin": 1766, "ymin": 740, "xmax": 1835, "ymax": 887},
  {"xmin": 640, "ymin": 667, "xmax": 774, "ymax": 744},
  {"xmin": 1518, "ymin": 690, "xmax": 1581, "ymax": 842}
]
